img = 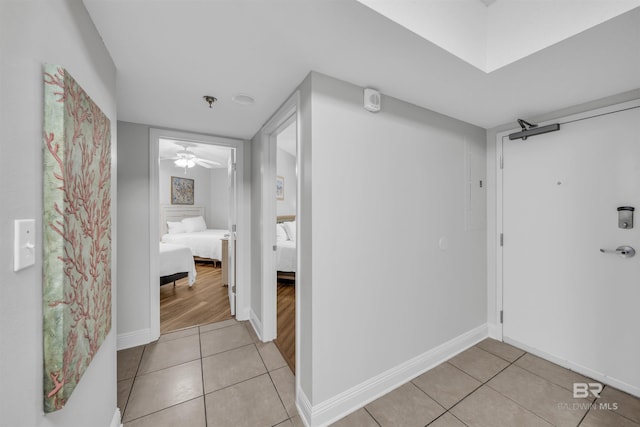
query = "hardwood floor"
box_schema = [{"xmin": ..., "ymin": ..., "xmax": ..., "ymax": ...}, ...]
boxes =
[
  {"xmin": 274, "ymin": 282, "xmax": 295, "ymax": 371},
  {"xmin": 160, "ymin": 262, "xmax": 232, "ymax": 333}
]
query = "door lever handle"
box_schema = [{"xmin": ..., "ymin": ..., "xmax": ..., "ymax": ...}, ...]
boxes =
[{"xmin": 600, "ymin": 246, "xmax": 635, "ymax": 258}]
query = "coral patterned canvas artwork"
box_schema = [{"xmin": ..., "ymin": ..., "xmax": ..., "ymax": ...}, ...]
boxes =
[{"xmin": 42, "ymin": 65, "xmax": 111, "ymax": 413}]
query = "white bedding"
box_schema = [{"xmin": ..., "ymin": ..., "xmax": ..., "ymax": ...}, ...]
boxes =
[
  {"xmin": 161, "ymin": 229, "xmax": 228, "ymax": 260},
  {"xmin": 159, "ymin": 242, "xmax": 196, "ymax": 286},
  {"xmin": 276, "ymin": 240, "xmax": 296, "ymax": 273}
]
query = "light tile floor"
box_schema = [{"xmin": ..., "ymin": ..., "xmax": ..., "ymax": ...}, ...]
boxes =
[{"xmin": 118, "ymin": 319, "xmax": 640, "ymax": 426}]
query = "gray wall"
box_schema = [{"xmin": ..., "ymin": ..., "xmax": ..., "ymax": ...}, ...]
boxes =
[
  {"xmin": 276, "ymin": 148, "xmax": 297, "ymax": 217},
  {"xmin": 304, "ymin": 73, "xmax": 487, "ymax": 404},
  {"xmin": 208, "ymin": 168, "xmax": 230, "ymax": 229},
  {"xmin": 159, "ymin": 159, "xmax": 214, "ymax": 227},
  {"xmin": 0, "ymin": 1, "xmax": 118, "ymax": 426},
  {"xmin": 117, "ymin": 121, "xmax": 150, "ymax": 337},
  {"xmin": 250, "ymin": 131, "xmax": 264, "ymax": 322}
]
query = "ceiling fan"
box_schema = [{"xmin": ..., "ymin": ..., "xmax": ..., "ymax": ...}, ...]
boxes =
[{"xmin": 161, "ymin": 142, "xmax": 221, "ymax": 171}]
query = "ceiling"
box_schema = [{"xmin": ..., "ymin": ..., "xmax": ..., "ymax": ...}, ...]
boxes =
[
  {"xmin": 159, "ymin": 138, "xmax": 231, "ymax": 169},
  {"xmin": 83, "ymin": 1, "xmax": 640, "ymax": 140},
  {"xmin": 356, "ymin": 0, "xmax": 640, "ymax": 72}
]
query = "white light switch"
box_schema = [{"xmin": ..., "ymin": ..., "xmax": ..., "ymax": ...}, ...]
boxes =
[{"xmin": 14, "ymin": 219, "xmax": 36, "ymax": 272}]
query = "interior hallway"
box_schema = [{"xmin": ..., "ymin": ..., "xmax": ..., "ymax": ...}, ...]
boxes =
[{"xmin": 118, "ymin": 319, "xmax": 640, "ymax": 427}]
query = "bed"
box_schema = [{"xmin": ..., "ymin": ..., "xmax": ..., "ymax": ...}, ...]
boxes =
[
  {"xmin": 159, "ymin": 242, "xmax": 196, "ymax": 286},
  {"xmin": 160, "ymin": 205, "xmax": 228, "ymax": 262},
  {"xmin": 276, "ymin": 215, "xmax": 296, "ymax": 281}
]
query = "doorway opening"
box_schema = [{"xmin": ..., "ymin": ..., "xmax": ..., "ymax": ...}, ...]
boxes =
[
  {"xmin": 273, "ymin": 120, "xmax": 297, "ymax": 371},
  {"xmin": 149, "ymin": 128, "xmax": 246, "ymax": 341},
  {"xmin": 157, "ymin": 138, "xmax": 234, "ymax": 333}
]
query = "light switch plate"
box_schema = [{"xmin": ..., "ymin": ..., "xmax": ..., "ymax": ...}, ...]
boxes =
[{"xmin": 14, "ymin": 219, "xmax": 36, "ymax": 272}]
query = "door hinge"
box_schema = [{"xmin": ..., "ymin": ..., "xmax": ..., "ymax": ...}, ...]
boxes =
[
  {"xmin": 500, "ymin": 233, "xmax": 503, "ymax": 247},
  {"xmin": 232, "ymin": 224, "xmax": 237, "ymax": 232},
  {"xmin": 232, "ymin": 285, "xmax": 236, "ymax": 293},
  {"xmin": 500, "ymin": 155, "xmax": 504, "ymax": 169},
  {"xmin": 500, "ymin": 310, "xmax": 503, "ymax": 324},
  {"xmin": 232, "ymin": 162, "xmax": 237, "ymax": 171}
]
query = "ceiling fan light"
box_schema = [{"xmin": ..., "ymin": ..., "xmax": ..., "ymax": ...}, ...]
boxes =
[
  {"xmin": 175, "ymin": 158, "xmax": 188, "ymax": 168},
  {"xmin": 187, "ymin": 159, "xmax": 196, "ymax": 168}
]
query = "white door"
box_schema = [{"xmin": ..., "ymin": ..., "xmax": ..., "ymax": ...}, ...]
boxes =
[
  {"xmin": 502, "ymin": 105, "xmax": 640, "ymax": 394},
  {"xmin": 227, "ymin": 150, "xmax": 237, "ymax": 316}
]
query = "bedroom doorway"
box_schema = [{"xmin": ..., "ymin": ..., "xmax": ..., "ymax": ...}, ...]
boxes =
[
  {"xmin": 259, "ymin": 90, "xmax": 300, "ymax": 376},
  {"xmin": 149, "ymin": 128, "xmax": 248, "ymax": 341},
  {"xmin": 157, "ymin": 138, "xmax": 234, "ymax": 333},
  {"xmin": 274, "ymin": 119, "xmax": 297, "ymax": 370}
]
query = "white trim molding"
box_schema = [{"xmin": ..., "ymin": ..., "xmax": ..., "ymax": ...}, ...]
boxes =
[
  {"xmin": 249, "ymin": 309, "xmax": 265, "ymax": 342},
  {"xmin": 117, "ymin": 328, "xmax": 152, "ymax": 351},
  {"xmin": 110, "ymin": 407, "xmax": 122, "ymax": 427},
  {"xmin": 299, "ymin": 324, "xmax": 488, "ymax": 426}
]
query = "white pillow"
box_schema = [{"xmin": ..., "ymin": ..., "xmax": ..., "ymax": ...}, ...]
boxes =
[
  {"xmin": 182, "ymin": 216, "xmax": 207, "ymax": 232},
  {"xmin": 276, "ymin": 224, "xmax": 288, "ymax": 242},
  {"xmin": 283, "ymin": 221, "xmax": 296, "ymax": 241},
  {"xmin": 167, "ymin": 221, "xmax": 186, "ymax": 234}
]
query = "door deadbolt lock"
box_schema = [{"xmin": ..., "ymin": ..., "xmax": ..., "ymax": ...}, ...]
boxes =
[{"xmin": 618, "ymin": 206, "xmax": 634, "ymax": 229}]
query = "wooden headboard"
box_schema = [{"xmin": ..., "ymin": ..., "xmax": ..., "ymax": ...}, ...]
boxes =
[
  {"xmin": 277, "ymin": 215, "xmax": 296, "ymax": 223},
  {"xmin": 160, "ymin": 205, "xmax": 205, "ymax": 236}
]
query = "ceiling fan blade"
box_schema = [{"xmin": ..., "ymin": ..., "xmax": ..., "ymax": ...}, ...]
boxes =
[
  {"xmin": 196, "ymin": 158, "xmax": 221, "ymax": 166},
  {"xmin": 194, "ymin": 159, "xmax": 215, "ymax": 168}
]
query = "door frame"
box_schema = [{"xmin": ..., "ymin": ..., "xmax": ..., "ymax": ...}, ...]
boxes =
[
  {"xmin": 258, "ymin": 91, "xmax": 300, "ymax": 343},
  {"xmin": 496, "ymin": 99, "xmax": 640, "ymax": 344},
  {"xmin": 149, "ymin": 127, "xmax": 248, "ymax": 340}
]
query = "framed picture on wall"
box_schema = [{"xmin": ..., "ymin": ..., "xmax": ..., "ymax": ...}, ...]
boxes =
[
  {"xmin": 276, "ymin": 175, "xmax": 284, "ymax": 200},
  {"xmin": 171, "ymin": 176, "xmax": 195, "ymax": 205}
]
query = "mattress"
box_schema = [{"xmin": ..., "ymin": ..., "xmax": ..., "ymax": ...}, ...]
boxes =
[
  {"xmin": 159, "ymin": 242, "xmax": 196, "ymax": 286},
  {"xmin": 276, "ymin": 240, "xmax": 296, "ymax": 273},
  {"xmin": 161, "ymin": 229, "xmax": 228, "ymax": 260}
]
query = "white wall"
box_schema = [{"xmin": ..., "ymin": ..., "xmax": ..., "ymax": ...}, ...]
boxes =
[
  {"xmin": 0, "ymin": 1, "xmax": 118, "ymax": 426},
  {"xmin": 276, "ymin": 148, "xmax": 297, "ymax": 217},
  {"xmin": 159, "ymin": 160, "xmax": 214, "ymax": 227},
  {"xmin": 306, "ymin": 73, "xmax": 487, "ymax": 405}
]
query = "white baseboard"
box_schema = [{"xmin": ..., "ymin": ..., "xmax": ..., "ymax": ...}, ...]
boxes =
[
  {"xmin": 504, "ymin": 337, "xmax": 640, "ymax": 398},
  {"xmin": 296, "ymin": 389, "xmax": 313, "ymax": 427},
  {"xmin": 299, "ymin": 323, "xmax": 488, "ymax": 426},
  {"xmin": 110, "ymin": 407, "xmax": 122, "ymax": 427},
  {"xmin": 249, "ymin": 309, "xmax": 264, "ymax": 342},
  {"xmin": 117, "ymin": 328, "xmax": 152, "ymax": 350},
  {"xmin": 487, "ymin": 322, "xmax": 501, "ymax": 339}
]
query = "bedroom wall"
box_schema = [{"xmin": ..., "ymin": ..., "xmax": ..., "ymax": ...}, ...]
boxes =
[
  {"xmin": 159, "ymin": 159, "xmax": 215, "ymax": 227},
  {"xmin": 305, "ymin": 72, "xmax": 487, "ymax": 407},
  {"xmin": 276, "ymin": 147, "xmax": 297, "ymax": 217},
  {"xmin": 0, "ymin": 1, "xmax": 119, "ymax": 426}
]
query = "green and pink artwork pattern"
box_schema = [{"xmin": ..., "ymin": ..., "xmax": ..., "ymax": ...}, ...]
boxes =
[{"xmin": 42, "ymin": 65, "xmax": 111, "ymax": 413}]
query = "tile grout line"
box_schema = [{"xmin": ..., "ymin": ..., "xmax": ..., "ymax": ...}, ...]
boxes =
[
  {"xmin": 363, "ymin": 406, "xmax": 382, "ymax": 427},
  {"xmin": 479, "ymin": 351, "xmax": 567, "ymax": 427},
  {"xmin": 198, "ymin": 327, "xmax": 209, "ymax": 427},
  {"xmin": 121, "ymin": 344, "xmax": 148, "ymax": 421}
]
